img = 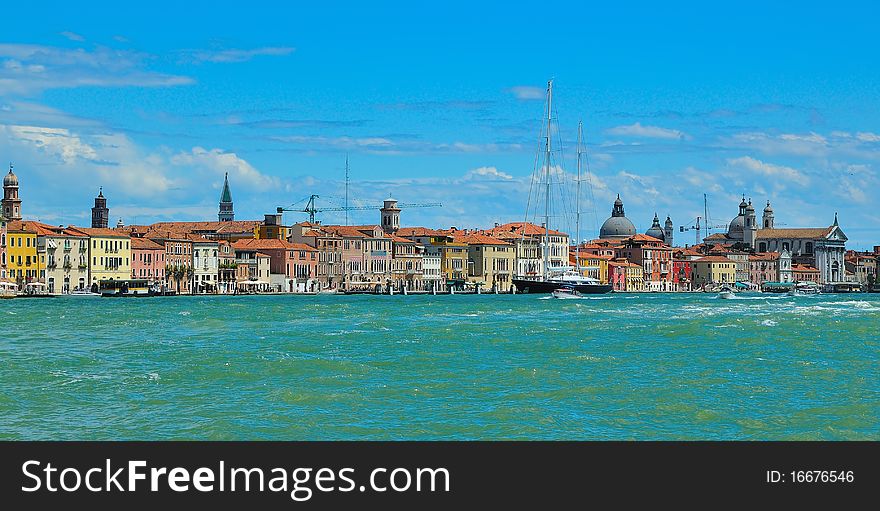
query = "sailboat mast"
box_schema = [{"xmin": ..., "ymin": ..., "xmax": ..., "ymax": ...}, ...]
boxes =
[
  {"xmin": 543, "ymin": 80, "xmax": 552, "ymax": 281},
  {"xmin": 576, "ymin": 120, "xmax": 583, "ymax": 256}
]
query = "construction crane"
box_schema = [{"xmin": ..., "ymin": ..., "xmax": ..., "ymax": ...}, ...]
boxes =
[
  {"xmin": 277, "ymin": 194, "xmax": 442, "ymax": 224},
  {"xmin": 680, "ymin": 217, "xmax": 727, "ymax": 246}
]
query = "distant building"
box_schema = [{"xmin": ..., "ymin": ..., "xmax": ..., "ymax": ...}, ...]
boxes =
[
  {"xmin": 614, "ymin": 234, "xmax": 674, "ymax": 291},
  {"xmin": 91, "ymin": 188, "xmax": 110, "ymax": 228},
  {"xmin": 645, "ymin": 213, "xmax": 675, "ymax": 246},
  {"xmin": 130, "ymin": 237, "xmax": 165, "ymax": 285},
  {"xmin": 599, "ymin": 195, "xmax": 637, "ymax": 240},
  {"xmin": 380, "ymin": 197, "xmax": 401, "ymax": 234},
  {"xmin": 69, "ymin": 227, "xmax": 132, "ymax": 290},
  {"xmin": 0, "ymin": 215, "xmax": 7, "ymax": 281},
  {"xmin": 33, "ymin": 222, "xmax": 90, "ymax": 294},
  {"xmin": 5, "ymin": 220, "xmax": 39, "ymax": 287},
  {"xmin": 2, "ymin": 164, "xmax": 22, "ymax": 221},
  {"xmin": 704, "ymin": 197, "xmax": 847, "ymax": 284},
  {"xmin": 691, "ymin": 255, "xmax": 736, "ymax": 288},
  {"xmin": 452, "ymin": 231, "xmax": 515, "ymax": 292},
  {"xmin": 219, "ymin": 172, "xmax": 235, "ymax": 222}
]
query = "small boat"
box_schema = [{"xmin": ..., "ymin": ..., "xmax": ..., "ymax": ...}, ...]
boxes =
[
  {"xmin": 70, "ymin": 289, "xmax": 101, "ymax": 297},
  {"xmin": 789, "ymin": 282, "xmax": 821, "ymax": 296},
  {"xmin": 718, "ymin": 290, "xmax": 735, "ymax": 299},
  {"xmin": 318, "ymin": 287, "xmax": 338, "ymax": 295},
  {"xmin": 552, "ymin": 286, "xmax": 583, "ymax": 299}
]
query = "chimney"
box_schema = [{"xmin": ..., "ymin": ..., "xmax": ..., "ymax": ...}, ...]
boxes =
[{"xmin": 494, "ymin": 222, "xmax": 500, "ymax": 228}]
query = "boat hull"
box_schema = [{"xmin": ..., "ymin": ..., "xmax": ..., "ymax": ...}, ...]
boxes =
[{"xmin": 513, "ymin": 279, "xmax": 612, "ymax": 294}]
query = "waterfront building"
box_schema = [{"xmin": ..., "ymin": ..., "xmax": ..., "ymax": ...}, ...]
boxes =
[
  {"xmin": 671, "ymin": 247, "xmax": 703, "ymax": 291},
  {"xmin": 130, "ymin": 237, "xmax": 165, "ymax": 284},
  {"xmin": 483, "ymin": 222, "xmax": 569, "ymax": 277},
  {"xmin": 289, "ymin": 222, "xmax": 344, "ymax": 289},
  {"xmin": 452, "ymin": 231, "xmax": 515, "ymax": 292},
  {"xmin": 845, "ymin": 250, "xmax": 877, "ymax": 287},
  {"xmin": 34, "ymin": 223, "xmax": 89, "ymax": 294},
  {"xmin": 219, "ymin": 172, "xmax": 235, "ymax": 222},
  {"xmin": 389, "ymin": 235, "xmax": 424, "ymax": 291},
  {"xmin": 91, "ymin": 188, "xmax": 110, "ymax": 228},
  {"xmin": 709, "ymin": 248, "xmax": 750, "ymax": 284},
  {"xmin": 0, "ymin": 215, "xmax": 7, "ymax": 280},
  {"xmin": 608, "ymin": 259, "xmax": 644, "ymax": 291},
  {"xmin": 69, "ymin": 227, "xmax": 131, "ymax": 290},
  {"xmin": 704, "ymin": 198, "xmax": 847, "ymax": 284},
  {"xmin": 571, "ymin": 250, "xmax": 612, "ymax": 284},
  {"xmin": 217, "ymin": 240, "xmax": 237, "ymax": 294},
  {"xmin": 691, "ymin": 255, "xmax": 736, "ymax": 289},
  {"xmin": 748, "ymin": 252, "xmax": 780, "ymax": 287},
  {"xmin": 395, "ymin": 227, "xmax": 447, "ymax": 292},
  {"xmin": 613, "ymin": 234, "xmax": 674, "ymax": 291},
  {"xmin": 792, "ymin": 264, "xmax": 820, "ymax": 283},
  {"xmin": 431, "ymin": 234, "xmax": 469, "ymax": 288},
  {"xmin": 347, "ymin": 225, "xmax": 393, "ymax": 287},
  {"xmin": 599, "ymin": 195, "xmax": 637, "ymax": 240},
  {"xmin": 5, "ymin": 220, "xmax": 39, "ymax": 288},
  {"xmin": 232, "ymin": 247, "xmax": 271, "ymax": 292},
  {"xmin": 192, "ymin": 237, "xmax": 220, "ymax": 293},
  {"xmin": 144, "ymin": 231, "xmax": 193, "ymax": 294},
  {"xmin": 2, "ymin": 164, "xmax": 22, "ymax": 221},
  {"xmin": 232, "ymin": 238, "xmax": 317, "ymax": 292}
]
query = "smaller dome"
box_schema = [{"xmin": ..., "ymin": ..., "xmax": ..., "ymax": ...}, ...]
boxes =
[
  {"xmin": 645, "ymin": 213, "xmax": 665, "ymax": 240},
  {"xmin": 728, "ymin": 215, "xmax": 745, "ymax": 236},
  {"xmin": 739, "ymin": 196, "xmax": 748, "ymax": 208},
  {"xmin": 3, "ymin": 167, "xmax": 18, "ymax": 187},
  {"xmin": 745, "ymin": 199, "xmax": 755, "ymax": 212},
  {"xmin": 763, "ymin": 201, "xmax": 773, "ymax": 213}
]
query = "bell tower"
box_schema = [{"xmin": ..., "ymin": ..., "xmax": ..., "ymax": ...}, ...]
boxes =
[
  {"xmin": 91, "ymin": 187, "xmax": 109, "ymax": 228},
  {"xmin": 2, "ymin": 163, "xmax": 22, "ymax": 221},
  {"xmin": 380, "ymin": 197, "xmax": 401, "ymax": 234},
  {"xmin": 219, "ymin": 172, "xmax": 235, "ymax": 222}
]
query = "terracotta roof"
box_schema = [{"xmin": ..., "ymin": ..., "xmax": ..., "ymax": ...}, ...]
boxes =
[
  {"xmin": 396, "ymin": 227, "xmax": 445, "ymax": 237},
  {"xmin": 131, "ymin": 237, "xmax": 164, "ymax": 250},
  {"xmin": 69, "ymin": 227, "xmax": 129, "ymax": 238},
  {"xmin": 232, "ymin": 238, "xmax": 295, "ymax": 250},
  {"xmin": 624, "ymin": 233, "xmax": 665, "ymax": 243},
  {"xmin": 704, "ymin": 233, "xmax": 730, "ymax": 240},
  {"xmin": 5, "ymin": 219, "xmax": 40, "ymax": 233},
  {"xmin": 301, "ymin": 229, "xmax": 325, "ymax": 237},
  {"xmin": 147, "ymin": 220, "xmax": 261, "ymax": 235},
  {"xmin": 288, "ymin": 242, "xmax": 318, "ymax": 252},
  {"xmin": 254, "ymin": 252, "xmax": 271, "ymax": 258},
  {"xmin": 321, "ymin": 225, "xmax": 368, "ymax": 238},
  {"xmin": 750, "ymin": 252, "xmax": 780, "ymax": 261},
  {"xmin": 484, "ymin": 222, "xmax": 567, "ymax": 238},
  {"xmin": 755, "ymin": 227, "xmax": 833, "ymax": 240},
  {"xmin": 694, "ymin": 255, "xmax": 735, "ymax": 263},
  {"xmin": 390, "ymin": 235, "xmax": 416, "ymax": 244},
  {"xmin": 452, "ymin": 232, "xmax": 511, "ymax": 246},
  {"xmin": 792, "ymin": 264, "xmax": 819, "ymax": 272}
]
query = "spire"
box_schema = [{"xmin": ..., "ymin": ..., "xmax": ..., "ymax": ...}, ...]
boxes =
[
  {"xmin": 220, "ymin": 172, "xmax": 233, "ymax": 203},
  {"xmin": 833, "ymin": 212, "xmax": 839, "ymax": 226},
  {"xmin": 98, "ymin": 186, "xmax": 103, "ymax": 198}
]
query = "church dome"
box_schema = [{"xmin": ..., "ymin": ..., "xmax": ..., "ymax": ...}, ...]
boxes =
[
  {"xmin": 3, "ymin": 167, "xmax": 17, "ymax": 187},
  {"xmin": 599, "ymin": 194, "xmax": 637, "ymax": 239},
  {"xmin": 763, "ymin": 201, "xmax": 773, "ymax": 214},
  {"xmin": 728, "ymin": 215, "xmax": 744, "ymax": 237},
  {"xmin": 645, "ymin": 213, "xmax": 665, "ymax": 240}
]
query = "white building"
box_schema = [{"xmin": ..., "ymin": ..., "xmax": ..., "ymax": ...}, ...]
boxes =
[{"xmin": 192, "ymin": 238, "xmax": 219, "ymax": 293}]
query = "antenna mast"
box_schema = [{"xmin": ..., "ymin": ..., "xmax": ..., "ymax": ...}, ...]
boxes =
[{"xmin": 344, "ymin": 155, "xmax": 350, "ymax": 226}]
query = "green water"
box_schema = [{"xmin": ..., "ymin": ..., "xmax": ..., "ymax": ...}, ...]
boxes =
[{"xmin": 1, "ymin": 293, "xmax": 878, "ymax": 440}]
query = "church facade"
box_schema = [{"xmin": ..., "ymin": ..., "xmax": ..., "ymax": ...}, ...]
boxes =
[{"xmin": 704, "ymin": 197, "xmax": 847, "ymax": 284}]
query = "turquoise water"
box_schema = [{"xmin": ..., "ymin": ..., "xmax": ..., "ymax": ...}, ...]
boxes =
[{"xmin": 1, "ymin": 293, "xmax": 878, "ymax": 440}]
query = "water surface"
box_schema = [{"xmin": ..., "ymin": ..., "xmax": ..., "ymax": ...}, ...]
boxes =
[{"xmin": 1, "ymin": 293, "xmax": 878, "ymax": 440}]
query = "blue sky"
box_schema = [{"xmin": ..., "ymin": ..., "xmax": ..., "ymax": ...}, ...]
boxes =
[{"xmin": 2, "ymin": 1, "xmax": 879, "ymax": 248}]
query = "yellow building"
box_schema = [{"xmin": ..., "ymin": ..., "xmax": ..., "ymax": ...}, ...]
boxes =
[
  {"xmin": 454, "ymin": 232, "xmax": 515, "ymax": 292},
  {"xmin": 692, "ymin": 255, "xmax": 736, "ymax": 288},
  {"xmin": 69, "ymin": 227, "xmax": 132, "ymax": 288},
  {"xmin": 254, "ymin": 211, "xmax": 289, "ymax": 240},
  {"xmin": 572, "ymin": 250, "xmax": 611, "ymax": 284},
  {"xmin": 430, "ymin": 235, "xmax": 468, "ymax": 285},
  {"xmin": 5, "ymin": 220, "xmax": 40, "ymax": 287}
]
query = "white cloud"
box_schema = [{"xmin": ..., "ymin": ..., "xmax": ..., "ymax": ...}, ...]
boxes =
[
  {"xmin": 0, "ymin": 43, "xmax": 194, "ymax": 95},
  {"xmin": 727, "ymin": 156, "xmax": 810, "ymax": 187},
  {"xmin": 855, "ymin": 132, "xmax": 880, "ymax": 142},
  {"xmin": 59, "ymin": 31, "xmax": 85, "ymax": 42},
  {"xmin": 181, "ymin": 47, "xmax": 295, "ymax": 64},
  {"xmin": 463, "ymin": 166, "xmax": 513, "ymax": 180},
  {"xmin": 3, "ymin": 125, "xmax": 98, "ymax": 163},
  {"xmin": 506, "ymin": 85, "xmax": 544, "ymax": 100},
  {"xmin": 605, "ymin": 122, "xmax": 688, "ymax": 140},
  {"xmin": 171, "ymin": 147, "xmax": 279, "ymax": 191}
]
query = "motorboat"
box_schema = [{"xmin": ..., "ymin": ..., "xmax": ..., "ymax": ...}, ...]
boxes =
[
  {"xmin": 552, "ymin": 285, "xmax": 583, "ymax": 299},
  {"xmin": 70, "ymin": 289, "xmax": 101, "ymax": 297},
  {"xmin": 789, "ymin": 282, "xmax": 821, "ymax": 296}
]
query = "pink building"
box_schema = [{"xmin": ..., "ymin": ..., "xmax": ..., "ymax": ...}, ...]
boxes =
[
  {"xmin": 0, "ymin": 216, "xmax": 7, "ymax": 281},
  {"xmin": 130, "ymin": 237, "xmax": 165, "ymax": 283}
]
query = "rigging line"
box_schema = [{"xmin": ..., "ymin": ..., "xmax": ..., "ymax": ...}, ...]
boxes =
[{"xmin": 522, "ymin": 92, "xmax": 547, "ymax": 244}]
